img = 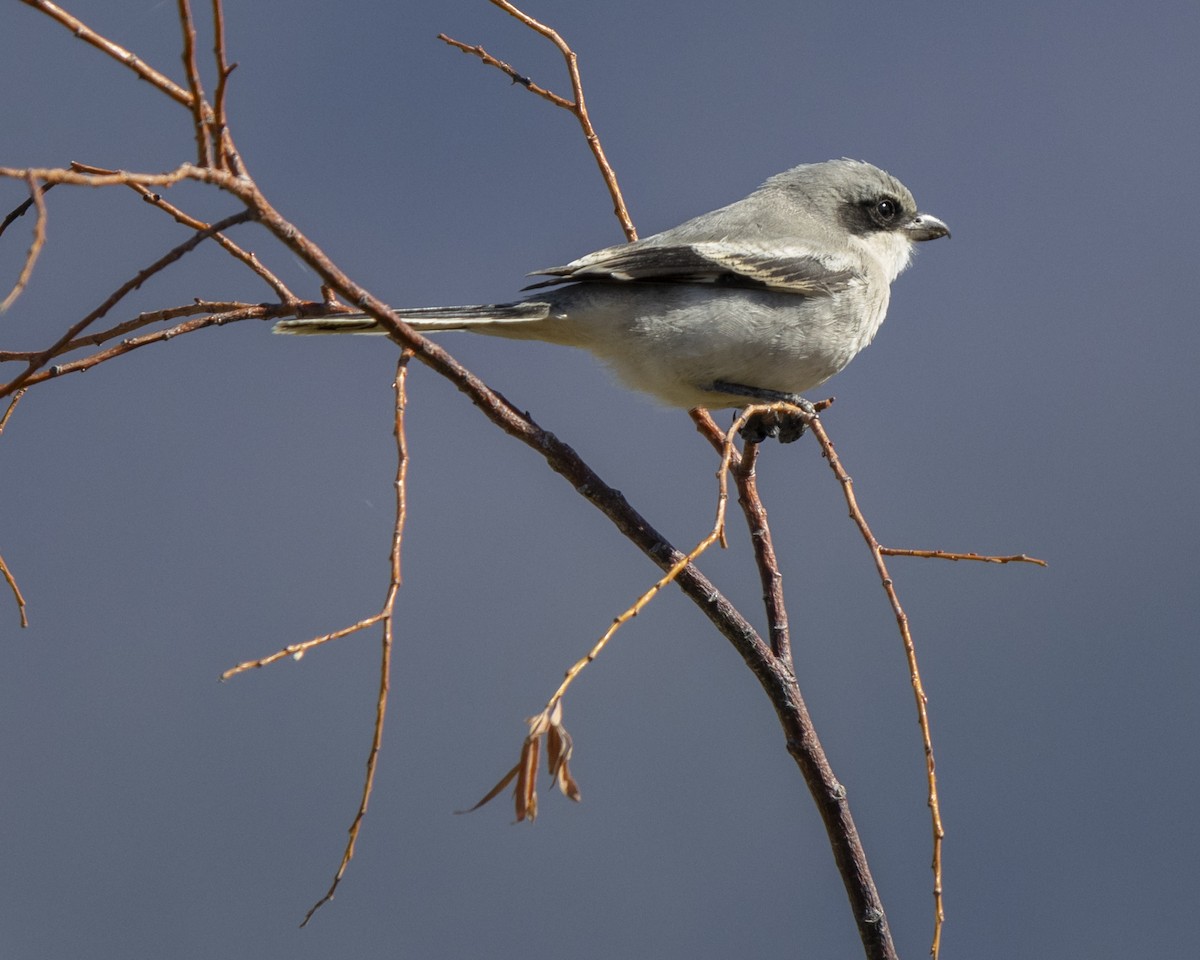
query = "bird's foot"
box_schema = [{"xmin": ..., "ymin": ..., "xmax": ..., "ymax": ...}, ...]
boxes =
[{"xmin": 710, "ymin": 381, "xmax": 818, "ymax": 445}]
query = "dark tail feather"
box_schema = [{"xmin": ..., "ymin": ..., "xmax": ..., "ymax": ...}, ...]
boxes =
[{"xmin": 273, "ymin": 301, "xmax": 549, "ymax": 335}]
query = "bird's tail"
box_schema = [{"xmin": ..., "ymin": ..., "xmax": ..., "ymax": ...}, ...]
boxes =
[{"xmin": 272, "ymin": 301, "xmax": 550, "ymax": 335}]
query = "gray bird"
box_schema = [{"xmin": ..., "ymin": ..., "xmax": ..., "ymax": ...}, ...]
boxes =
[{"xmin": 275, "ymin": 159, "xmax": 949, "ymax": 441}]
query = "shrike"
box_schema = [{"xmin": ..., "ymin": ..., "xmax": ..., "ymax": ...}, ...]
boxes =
[{"xmin": 275, "ymin": 159, "xmax": 949, "ymax": 441}]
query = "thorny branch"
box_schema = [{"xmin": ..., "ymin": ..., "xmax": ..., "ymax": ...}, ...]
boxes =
[{"xmin": 0, "ymin": 3, "xmax": 1044, "ymax": 958}]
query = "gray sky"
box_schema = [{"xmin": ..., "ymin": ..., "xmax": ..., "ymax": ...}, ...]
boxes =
[{"xmin": 2, "ymin": 1, "xmax": 1198, "ymax": 957}]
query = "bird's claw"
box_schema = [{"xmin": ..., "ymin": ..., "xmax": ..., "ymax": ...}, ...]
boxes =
[{"xmin": 740, "ymin": 408, "xmax": 809, "ymax": 444}]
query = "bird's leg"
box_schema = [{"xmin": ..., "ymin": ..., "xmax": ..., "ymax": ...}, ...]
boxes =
[{"xmin": 710, "ymin": 381, "xmax": 817, "ymax": 444}]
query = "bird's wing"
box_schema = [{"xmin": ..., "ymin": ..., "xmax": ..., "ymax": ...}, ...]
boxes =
[{"xmin": 526, "ymin": 241, "xmax": 858, "ymax": 296}]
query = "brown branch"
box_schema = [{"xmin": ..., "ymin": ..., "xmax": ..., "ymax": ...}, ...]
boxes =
[
  {"xmin": 300, "ymin": 354, "xmax": 409, "ymax": 926},
  {"xmin": 0, "ymin": 550, "xmax": 28, "ymax": 629},
  {"xmin": 473, "ymin": 413, "xmax": 762, "ymax": 822},
  {"xmin": 0, "ymin": 181, "xmax": 55, "ymax": 240},
  {"xmin": 0, "ymin": 390, "xmax": 29, "ymax": 627},
  {"xmin": 221, "ymin": 354, "xmax": 413, "ymax": 925},
  {"xmin": 222, "ymin": 356, "xmax": 412, "ymax": 926},
  {"xmin": 0, "ymin": 300, "xmax": 268, "ymax": 363},
  {"xmin": 806, "ymin": 414, "xmax": 944, "ymax": 959},
  {"xmin": 689, "ymin": 409, "xmax": 794, "ymax": 660},
  {"xmin": 0, "ymin": 164, "xmax": 203, "ymax": 189},
  {"xmin": 882, "ymin": 548, "xmax": 1047, "ymax": 567},
  {"xmin": 11, "ymin": 304, "xmax": 276, "ymax": 389},
  {"xmin": 222, "ymin": 613, "xmax": 385, "ymax": 680},
  {"xmin": 732, "ymin": 440, "xmax": 794, "ymax": 661},
  {"xmin": 210, "ymin": 0, "xmax": 242, "ymax": 174},
  {"xmin": 0, "ymin": 173, "xmax": 49, "ymax": 313},
  {"xmin": 70, "ymin": 161, "xmax": 297, "ymax": 303},
  {"xmin": 437, "ymin": 36, "xmax": 572, "ymax": 109},
  {"xmin": 20, "ymin": 0, "xmax": 194, "ymax": 107},
  {"xmin": 176, "ymin": 0, "xmax": 212, "ymax": 167},
  {"xmin": 22, "ymin": 2, "xmax": 246, "ymax": 174},
  {"xmin": 439, "ymin": 0, "xmax": 637, "ymax": 241},
  {"xmin": 0, "ymin": 388, "xmax": 24, "ymax": 436},
  {"xmin": 0, "ymin": 206, "xmax": 257, "ymax": 397}
]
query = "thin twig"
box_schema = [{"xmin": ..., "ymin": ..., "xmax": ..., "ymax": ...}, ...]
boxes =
[
  {"xmin": 300, "ymin": 354, "xmax": 410, "ymax": 926},
  {"xmin": 176, "ymin": 0, "xmax": 213, "ymax": 167},
  {"xmin": 0, "ymin": 207, "xmax": 257, "ymax": 397},
  {"xmin": 0, "ymin": 301, "xmax": 269, "ymax": 363},
  {"xmin": 0, "ymin": 164, "xmax": 204, "ymax": 189},
  {"xmin": 0, "ymin": 388, "xmax": 25, "ymax": 436},
  {"xmin": 0, "ymin": 174, "xmax": 49, "ymax": 313},
  {"xmin": 0, "ymin": 181, "xmax": 55, "ymax": 239},
  {"xmin": 210, "ymin": 0, "xmax": 242, "ymax": 174},
  {"xmin": 21, "ymin": 2, "xmax": 247, "ymax": 173},
  {"xmin": 70, "ymin": 161, "xmax": 297, "ymax": 303},
  {"xmin": 11, "ymin": 305, "xmax": 274, "ymax": 389},
  {"xmin": 221, "ymin": 357, "xmax": 412, "ymax": 925},
  {"xmin": 19, "ymin": 0, "xmax": 194, "ymax": 107},
  {"xmin": 439, "ymin": 0, "xmax": 637, "ymax": 240},
  {"xmin": 437, "ymin": 36, "xmax": 572, "ymax": 108},
  {"xmin": 221, "ymin": 614, "xmax": 385, "ymax": 680},
  {"xmin": 882, "ymin": 547, "xmax": 1046, "ymax": 566},
  {"xmin": 544, "ymin": 412, "xmax": 746, "ymax": 709},
  {"xmin": 806, "ymin": 414, "xmax": 945, "ymax": 959},
  {"xmin": 468, "ymin": 409, "xmax": 767, "ymax": 822},
  {"xmin": 0, "ymin": 391, "xmax": 29, "ymax": 626},
  {"xmin": 0, "ymin": 551, "xmax": 28, "ymax": 629}
]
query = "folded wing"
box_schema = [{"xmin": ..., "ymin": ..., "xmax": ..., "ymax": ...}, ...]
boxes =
[{"xmin": 527, "ymin": 241, "xmax": 858, "ymax": 297}]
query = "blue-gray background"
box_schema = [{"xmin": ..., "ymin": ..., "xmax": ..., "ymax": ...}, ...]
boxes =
[{"xmin": 3, "ymin": 1, "xmax": 1197, "ymax": 957}]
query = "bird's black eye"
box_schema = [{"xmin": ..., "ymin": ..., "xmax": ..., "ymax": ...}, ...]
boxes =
[{"xmin": 874, "ymin": 198, "xmax": 898, "ymax": 222}]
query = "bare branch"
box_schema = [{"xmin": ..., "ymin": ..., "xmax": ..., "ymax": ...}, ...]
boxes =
[
  {"xmin": 8, "ymin": 304, "xmax": 277, "ymax": 390},
  {"xmin": 69, "ymin": 161, "xmax": 297, "ymax": 303},
  {"xmin": 0, "ymin": 390, "xmax": 29, "ymax": 627},
  {"xmin": 210, "ymin": 0, "xmax": 242, "ymax": 173},
  {"xmin": 0, "ymin": 174, "xmax": 48, "ymax": 313},
  {"xmin": 0, "ymin": 207, "xmax": 257, "ymax": 397},
  {"xmin": 437, "ymin": 35, "xmax": 573, "ymax": 109},
  {"xmin": 0, "ymin": 301, "xmax": 268, "ymax": 363},
  {"xmin": 0, "ymin": 181, "xmax": 55, "ymax": 240},
  {"xmin": 19, "ymin": 0, "xmax": 194, "ymax": 107},
  {"xmin": 221, "ymin": 613, "xmax": 386, "ymax": 681},
  {"xmin": 0, "ymin": 388, "xmax": 24, "ymax": 436},
  {"xmin": 882, "ymin": 548, "xmax": 1047, "ymax": 566},
  {"xmin": 300, "ymin": 354, "xmax": 409, "ymax": 926},
  {"xmin": 0, "ymin": 550, "xmax": 28, "ymax": 629},
  {"xmin": 806, "ymin": 414, "xmax": 945, "ymax": 957},
  {"xmin": 19, "ymin": 3, "xmax": 246, "ymax": 173},
  {"xmin": 732, "ymin": 441, "xmax": 793, "ymax": 660},
  {"xmin": 440, "ymin": 1, "xmax": 636, "ymax": 240},
  {"xmin": 176, "ymin": 0, "xmax": 213, "ymax": 167},
  {"xmin": 0, "ymin": 164, "xmax": 204, "ymax": 189}
]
